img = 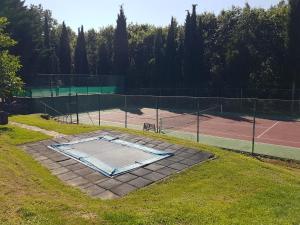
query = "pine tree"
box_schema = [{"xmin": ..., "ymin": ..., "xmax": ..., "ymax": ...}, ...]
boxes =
[
  {"xmin": 113, "ymin": 6, "xmax": 129, "ymax": 75},
  {"xmin": 165, "ymin": 17, "xmax": 178, "ymax": 87},
  {"xmin": 59, "ymin": 22, "xmax": 72, "ymax": 75},
  {"xmin": 74, "ymin": 26, "xmax": 89, "ymax": 75},
  {"xmin": 288, "ymin": 0, "xmax": 300, "ymax": 91}
]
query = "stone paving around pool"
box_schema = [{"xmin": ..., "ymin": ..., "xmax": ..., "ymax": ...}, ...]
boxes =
[{"xmin": 21, "ymin": 130, "xmax": 214, "ymax": 200}]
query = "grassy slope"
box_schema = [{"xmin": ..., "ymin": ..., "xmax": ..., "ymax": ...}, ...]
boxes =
[
  {"xmin": 0, "ymin": 115, "xmax": 299, "ymax": 225},
  {"xmin": 10, "ymin": 114, "xmax": 100, "ymax": 135}
]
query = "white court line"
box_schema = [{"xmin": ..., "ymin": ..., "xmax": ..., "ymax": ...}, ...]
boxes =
[{"xmin": 257, "ymin": 121, "xmax": 280, "ymax": 139}]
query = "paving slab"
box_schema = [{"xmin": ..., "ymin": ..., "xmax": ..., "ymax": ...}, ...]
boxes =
[
  {"xmin": 110, "ymin": 183, "xmax": 137, "ymax": 197},
  {"xmin": 130, "ymin": 168, "xmax": 152, "ymax": 176},
  {"xmin": 144, "ymin": 163, "xmax": 165, "ymax": 171},
  {"xmin": 115, "ymin": 173, "xmax": 138, "ymax": 183},
  {"xmin": 156, "ymin": 167, "xmax": 178, "ymax": 176},
  {"xmin": 21, "ymin": 129, "xmax": 213, "ymax": 200},
  {"xmin": 66, "ymin": 177, "xmax": 89, "ymax": 187},
  {"xmin": 95, "ymin": 190, "xmax": 119, "ymax": 200},
  {"xmin": 74, "ymin": 167, "xmax": 95, "ymax": 176},
  {"xmin": 143, "ymin": 172, "xmax": 167, "ymax": 182},
  {"xmin": 168, "ymin": 163, "xmax": 188, "ymax": 171},
  {"xmin": 57, "ymin": 171, "xmax": 79, "ymax": 181},
  {"xmin": 97, "ymin": 179, "xmax": 122, "ymax": 189},
  {"xmin": 84, "ymin": 185, "xmax": 106, "ymax": 196},
  {"xmin": 85, "ymin": 172, "xmax": 107, "ymax": 183},
  {"xmin": 65, "ymin": 162, "xmax": 86, "ymax": 171},
  {"xmin": 59, "ymin": 159, "xmax": 78, "ymax": 167},
  {"xmin": 128, "ymin": 177, "xmax": 153, "ymax": 188},
  {"xmin": 51, "ymin": 167, "xmax": 70, "ymax": 175},
  {"xmin": 156, "ymin": 159, "xmax": 174, "ymax": 167}
]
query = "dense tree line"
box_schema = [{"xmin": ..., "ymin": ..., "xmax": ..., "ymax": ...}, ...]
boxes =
[{"xmin": 0, "ymin": 0, "xmax": 299, "ymax": 94}]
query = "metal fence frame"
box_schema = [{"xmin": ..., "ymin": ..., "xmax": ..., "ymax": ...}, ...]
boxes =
[{"xmin": 30, "ymin": 93, "xmax": 300, "ymax": 161}]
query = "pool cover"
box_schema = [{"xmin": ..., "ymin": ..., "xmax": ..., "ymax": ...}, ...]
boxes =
[{"xmin": 48, "ymin": 136, "xmax": 173, "ymax": 177}]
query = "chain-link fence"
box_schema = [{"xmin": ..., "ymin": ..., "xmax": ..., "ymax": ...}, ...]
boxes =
[
  {"xmin": 26, "ymin": 94, "xmax": 300, "ymax": 161},
  {"xmin": 126, "ymin": 87, "xmax": 300, "ymax": 100}
]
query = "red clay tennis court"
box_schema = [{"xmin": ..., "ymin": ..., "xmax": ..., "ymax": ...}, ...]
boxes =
[{"xmin": 75, "ymin": 106, "xmax": 300, "ymax": 159}]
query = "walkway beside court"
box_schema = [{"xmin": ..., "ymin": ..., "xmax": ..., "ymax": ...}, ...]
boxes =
[{"xmin": 10, "ymin": 121, "xmax": 66, "ymax": 138}]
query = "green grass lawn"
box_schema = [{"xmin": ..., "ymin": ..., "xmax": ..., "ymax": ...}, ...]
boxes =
[
  {"xmin": 10, "ymin": 114, "xmax": 101, "ymax": 135},
  {"xmin": 1, "ymin": 115, "xmax": 300, "ymax": 224}
]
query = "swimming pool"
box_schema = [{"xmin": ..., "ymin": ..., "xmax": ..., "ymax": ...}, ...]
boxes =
[{"xmin": 48, "ymin": 136, "xmax": 173, "ymax": 177}]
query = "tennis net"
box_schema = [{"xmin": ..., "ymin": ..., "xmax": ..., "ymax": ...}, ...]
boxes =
[{"xmin": 159, "ymin": 105, "xmax": 221, "ymax": 132}]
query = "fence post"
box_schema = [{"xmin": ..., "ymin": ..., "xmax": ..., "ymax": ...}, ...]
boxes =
[
  {"xmin": 98, "ymin": 94, "xmax": 101, "ymax": 126},
  {"xmin": 291, "ymin": 81, "xmax": 295, "ymax": 114},
  {"xmin": 197, "ymin": 98, "xmax": 200, "ymax": 143},
  {"xmin": 156, "ymin": 96, "xmax": 159, "ymax": 133},
  {"xmin": 125, "ymin": 95, "xmax": 128, "ymax": 128},
  {"xmin": 67, "ymin": 93, "xmax": 72, "ymax": 124},
  {"xmin": 76, "ymin": 93, "xmax": 79, "ymax": 125},
  {"xmin": 251, "ymin": 98, "xmax": 257, "ymax": 155}
]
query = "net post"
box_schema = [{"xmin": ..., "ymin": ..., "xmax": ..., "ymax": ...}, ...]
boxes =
[
  {"xmin": 76, "ymin": 93, "xmax": 79, "ymax": 125},
  {"xmin": 125, "ymin": 95, "xmax": 128, "ymax": 128},
  {"xmin": 197, "ymin": 98, "xmax": 200, "ymax": 143},
  {"xmin": 98, "ymin": 93, "xmax": 101, "ymax": 126},
  {"xmin": 251, "ymin": 98, "xmax": 257, "ymax": 155},
  {"xmin": 156, "ymin": 96, "xmax": 159, "ymax": 133}
]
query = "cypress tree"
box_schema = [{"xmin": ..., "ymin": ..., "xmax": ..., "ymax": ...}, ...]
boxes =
[
  {"xmin": 197, "ymin": 11, "xmax": 207, "ymax": 85},
  {"xmin": 183, "ymin": 5, "xmax": 206, "ymax": 87},
  {"xmin": 165, "ymin": 17, "xmax": 178, "ymax": 87},
  {"xmin": 113, "ymin": 6, "xmax": 129, "ymax": 75},
  {"xmin": 59, "ymin": 22, "xmax": 72, "ymax": 75},
  {"xmin": 74, "ymin": 26, "xmax": 89, "ymax": 75},
  {"xmin": 97, "ymin": 42, "xmax": 111, "ymax": 74},
  {"xmin": 183, "ymin": 10, "xmax": 192, "ymax": 86},
  {"xmin": 154, "ymin": 29, "xmax": 165, "ymax": 87},
  {"xmin": 39, "ymin": 14, "xmax": 60, "ymax": 75},
  {"xmin": 288, "ymin": 0, "xmax": 300, "ymax": 91},
  {"xmin": 86, "ymin": 29, "xmax": 98, "ymax": 74},
  {"xmin": 43, "ymin": 15, "xmax": 50, "ymax": 49},
  {"xmin": 176, "ymin": 32, "xmax": 185, "ymax": 88}
]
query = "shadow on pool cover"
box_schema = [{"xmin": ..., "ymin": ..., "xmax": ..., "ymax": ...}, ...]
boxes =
[{"xmin": 48, "ymin": 136, "xmax": 174, "ymax": 177}]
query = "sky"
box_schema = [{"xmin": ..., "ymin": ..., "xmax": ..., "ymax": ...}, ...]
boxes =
[{"xmin": 24, "ymin": 0, "xmax": 283, "ymax": 31}]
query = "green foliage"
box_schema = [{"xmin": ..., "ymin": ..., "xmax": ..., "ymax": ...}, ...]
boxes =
[
  {"xmin": 165, "ymin": 17, "xmax": 179, "ymax": 87},
  {"xmin": 58, "ymin": 22, "xmax": 72, "ymax": 74},
  {"xmin": 183, "ymin": 5, "xmax": 207, "ymax": 88},
  {"xmin": 0, "ymin": 17, "xmax": 23, "ymax": 99},
  {"xmin": 288, "ymin": 0, "xmax": 300, "ymax": 85},
  {"xmin": 74, "ymin": 26, "xmax": 89, "ymax": 74},
  {"xmin": 97, "ymin": 42, "xmax": 111, "ymax": 74},
  {"xmin": 86, "ymin": 29, "xmax": 98, "ymax": 74},
  {"xmin": 154, "ymin": 28, "xmax": 165, "ymax": 86},
  {"xmin": 0, "ymin": 0, "xmax": 297, "ymax": 93}
]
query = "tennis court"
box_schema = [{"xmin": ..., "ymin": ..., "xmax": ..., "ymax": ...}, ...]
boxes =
[
  {"xmin": 30, "ymin": 94, "xmax": 298, "ymax": 160},
  {"xmin": 72, "ymin": 104, "xmax": 300, "ymax": 161}
]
